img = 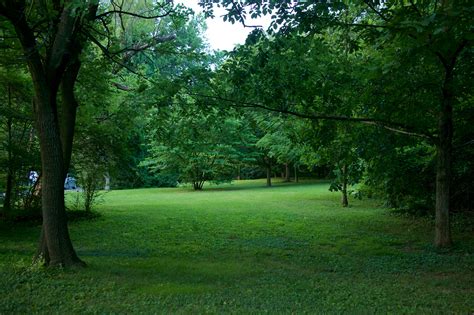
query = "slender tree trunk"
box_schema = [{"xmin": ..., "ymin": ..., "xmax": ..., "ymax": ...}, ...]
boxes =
[
  {"xmin": 434, "ymin": 66, "xmax": 454, "ymax": 248},
  {"xmin": 3, "ymin": 85, "xmax": 13, "ymax": 212},
  {"xmin": 237, "ymin": 165, "xmax": 241, "ymax": 180},
  {"xmin": 294, "ymin": 164, "xmax": 298, "ymax": 183},
  {"xmin": 3, "ymin": 173, "xmax": 13, "ymax": 213},
  {"xmin": 284, "ymin": 163, "xmax": 290, "ymax": 182},
  {"xmin": 104, "ymin": 173, "xmax": 111, "ymax": 191},
  {"xmin": 341, "ymin": 164, "xmax": 349, "ymax": 207},
  {"xmin": 266, "ymin": 165, "xmax": 272, "ymax": 187}
]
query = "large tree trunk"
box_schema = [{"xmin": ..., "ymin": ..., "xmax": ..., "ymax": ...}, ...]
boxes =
[
  {"xmin": 3, "ymin": 0, "xmax": 99, "ymax": 267},
  {"xmin": 34, "ymin": 95, "xmax": 85, "ymax": 267}
]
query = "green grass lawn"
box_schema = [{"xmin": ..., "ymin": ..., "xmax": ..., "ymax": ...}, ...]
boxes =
[{"xmin": 1, "ymin": 179, "xmax": 473, "ymax": 313}]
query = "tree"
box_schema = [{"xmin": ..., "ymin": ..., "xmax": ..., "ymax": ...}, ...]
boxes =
[
  {"xmin": 256, "ymin": 116, "xmax": 305, "ymax": 183},
  {"xmin": 201, "ymin": 0, "xmax": 473, "ymax": 248},
  {"xmin": 0, "ymin": 0, "xmax": 178, "ymax": 266},
  {"xmin": 144, "ymin": 93, "xmax": 255, "ymax": 190}
]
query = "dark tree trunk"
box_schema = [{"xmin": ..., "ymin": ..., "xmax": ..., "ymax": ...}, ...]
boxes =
[
  {"xmin": 193, "ymin": 181, "xmax": 204, "ymax": 190},
  {"xmin": 3, "ymin": 2, "xmax": 100, "ymax": 266},
  {"xmin": 3, "ymin": 173, "xmax": 13, "ymax": 213},
  {"xmin": 266, "ymin": 165, "xmax": 272, "ymax": 187},
  {"xmin": 294, "ymin": 164, "xmax": 298, "ymax": 183},
  {"xmin": 59, "ymin": 62, "xmax": 81, "ymax": 173},
  {"xmin": 34, "ymin": 95, "xmax": 85, "ymax": 267},
  {"xmin": 434, "ymin": 65, "xmax": 454, "ymax": 248},
  {"xmin": 284, "ymin": 163, "xmax": 290, "ymax": 182},
  {"xmin": 3, "ymin": 85, "xmax": 13, "ymax": 213},
  {"xmin": 341, "ymin": 164, "xmax": 349, "ymax": 207}
]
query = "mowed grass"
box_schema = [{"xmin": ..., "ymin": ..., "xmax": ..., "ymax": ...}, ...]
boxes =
[{"xmin": 0, "ymin": 179, "xmax": 473, "ymax": 314}]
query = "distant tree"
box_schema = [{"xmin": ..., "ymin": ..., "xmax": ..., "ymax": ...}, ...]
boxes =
[
  {"xmin": 256, "ymin": 116, "xmax": 305, "ymax": 183},
  {"xmin": 144, "ymin": 94, "xmax": 255, "ymax": 190},
  {"xmin": 302, "ymin": 121, "xmax": 365, "ymax": 207}
]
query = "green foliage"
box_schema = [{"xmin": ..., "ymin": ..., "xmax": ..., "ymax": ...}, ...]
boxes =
[
  {"xmin": 144, "ymin": 97, "xmax": 256, "ymax": 190},
  {"xmin": 209, "ymin": 0, "xmax": 473, "ymax": 215},
  {"xmin": 0, "ymin": 67, "xmax": 40, "ymax": 217},
  {"xmin": 0, "ymin": 181, "xmax": 473, "ymax": 313},
  {"xmin": 256, "ymin": 116, "xmax": 305, "ymax": 169},
  {"xmin": 71, "ymin": 172, "xmax": 105, "ymax": 213},
  {"xmin": 362, "ymin": 143, "xmax": 436, "ymax": 215}
]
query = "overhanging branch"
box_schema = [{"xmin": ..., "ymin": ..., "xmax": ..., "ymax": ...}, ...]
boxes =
[
  {"xmin": 188, "ymin": 92, "xmax": 435, "ymax": 141},
  {"xmin": 95, "ymin": 8, "xmax": 174, "ymax": 20}
]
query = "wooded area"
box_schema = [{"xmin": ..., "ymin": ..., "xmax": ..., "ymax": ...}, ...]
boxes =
[{"xmin": 0, "ymin": 0, "xmax": 472, "ymax": 311}]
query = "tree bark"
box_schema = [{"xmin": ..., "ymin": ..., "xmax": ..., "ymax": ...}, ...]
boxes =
[
  {"xmin": 434, "ymin": 65, "xmax": 454, "ymax": 248},
  {"xmin": 8, "ymin": 7, "xmax": 85, "ymax": 267},
  {"xmin": 3, "ymin": 85, "xmax": 13, "ymax": 213},
  {"xmin": 284, "ymin": 163, "xmax": 290, "ymax": 182},
  {"xmin": 59, "ymin": 61, "xmax": 81, "ymax": 173},
  {"xmin": 266, "ymin": 164, "xmax": 272, "ymax": 187},
  {"xmin": 294, "ymin": 164, "xmax": 298, "ymax": 183},
  {"xmin": 34, "ymin": 95, "xmax": 85, "ymax": 266}
]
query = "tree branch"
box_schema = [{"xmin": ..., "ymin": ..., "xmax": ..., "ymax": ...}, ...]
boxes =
[
  {"xmin": 112, "ymin": 82, "xmax": 132, "ymax": 91},
  {"xmin": 188, "ymin": 92, "xmax": 435, "ymax": 141},
  {"xmin": 229, "ymin": 0, "xmax": 262, "ymax": 28},
  {"xmin": 408, "ymin": 0, "xmax": 423, "ymax": 17},
  {"xmin": 95, "ymin": 8, "xmax": 174, "ymax": 20},
  {"xmin": 82, "ymin": 30, "xmax": 151, "ymax": 81},
  {"xmin": 363, "ymin": 0, "xmax": 390, "ymax": 22},
  {"xmin": 454, "ymin": 139, "xmax": 474, "ymax": 150},
  {"xmin": 111, "ymin": 34, "xmax": 177, "ymax": 56}
]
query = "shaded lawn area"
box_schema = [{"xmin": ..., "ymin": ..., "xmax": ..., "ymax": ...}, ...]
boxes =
[{"xmin": 0, "ymin": 179, "xmax": 473, "ymax": 313}]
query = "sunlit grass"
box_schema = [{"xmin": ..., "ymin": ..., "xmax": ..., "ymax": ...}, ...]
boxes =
[{"xmin": 1, "ymin": 179, "xmax": 473, "ymax": 313}]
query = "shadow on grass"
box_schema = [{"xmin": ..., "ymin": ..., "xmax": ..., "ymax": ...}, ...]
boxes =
[
  {"xmin": 85, "ymin": 255, "xmax": 263, "ymax": 293},
  {"xmin": 193, "ymin": 179, "xmax": 331, "ymax": 192}
]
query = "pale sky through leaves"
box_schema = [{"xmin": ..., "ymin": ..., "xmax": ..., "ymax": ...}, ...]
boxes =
[{"xmin": 176, "ymin": 0, "xmax": 271, "ymax": 51}]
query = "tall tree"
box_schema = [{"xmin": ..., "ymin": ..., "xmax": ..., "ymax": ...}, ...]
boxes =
[{"xmin": 0, "ymin": 0, "xmax": 177, "ymax": 266}]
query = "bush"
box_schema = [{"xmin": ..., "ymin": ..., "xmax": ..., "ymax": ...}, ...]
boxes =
[{"xmin": 70, "ymin": 171, "xmax": 105, "ymax": 213}]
